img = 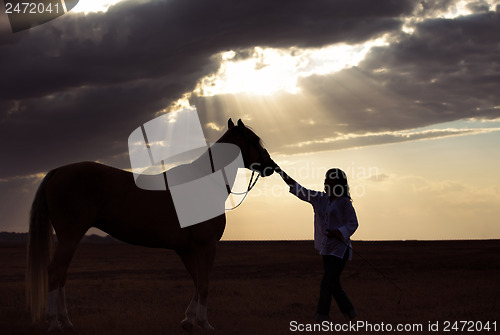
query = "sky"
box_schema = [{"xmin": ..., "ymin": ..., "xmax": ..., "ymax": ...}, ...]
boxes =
[{"xmin": 0, "ymin": 0, "xmax": 499, "ymax": 240}]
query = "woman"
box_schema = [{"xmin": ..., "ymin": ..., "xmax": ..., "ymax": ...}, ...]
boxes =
[{"xmin": 273, "ymin": 163, "xmax": 358, "ymax": 322}]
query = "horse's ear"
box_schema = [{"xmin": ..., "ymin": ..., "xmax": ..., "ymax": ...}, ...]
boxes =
[
  {"xmin": 237, "ymin": 119, "xmax": 245, "ymax": 128},
  {"xmin": 228, "ymin": 118, "xmax": 234, "ymax": 129}
]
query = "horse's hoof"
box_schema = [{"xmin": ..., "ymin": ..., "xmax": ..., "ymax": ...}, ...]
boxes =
[
  {"xmin": 197, "ymin": 320, "xmax": 214, "ymax": 332},
  {"xmin": 181, "ymin": 318, "xmax": 196, "ymax": 332},
  {"xmin": 60, "ymin": 319, "xmax": 75, "ymax": 333},
  {"xmin": 47, "ymin": 326, "xmax": 63, "ymax": 335},
  {"xmin": 62, "ymin": 324, "xmax": 76, "ymax": 334}
]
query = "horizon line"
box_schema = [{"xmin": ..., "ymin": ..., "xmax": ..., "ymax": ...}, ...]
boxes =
[{"xmin": 0, "ymin": 231, "xmax": 499, "ymax": 243}]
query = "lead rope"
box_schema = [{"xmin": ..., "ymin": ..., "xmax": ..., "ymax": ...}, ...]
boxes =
[
  {"xmin": 225, "ymin": 131, "xmax": 263, "ymax": 210},
  {"xmin": 225, "ymin": 171, "xmax": 260, "ymax": 210},
  {"xmin": 333, "ymin": 235, "xmax": 404, "ymax": 304}
]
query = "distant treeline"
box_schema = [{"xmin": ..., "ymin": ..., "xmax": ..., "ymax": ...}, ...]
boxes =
[{"xmin": 0, "ymin": 232, "xmax": 120, "ymax": 245}]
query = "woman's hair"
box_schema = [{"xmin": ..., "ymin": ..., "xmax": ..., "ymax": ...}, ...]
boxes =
[{"xmin": 325, "ymin": 168, "xmax": 351, "ymax": 199}]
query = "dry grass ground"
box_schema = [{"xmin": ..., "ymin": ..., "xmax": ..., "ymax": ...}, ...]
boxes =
[{"xmin": 0, "ymin": 240, "xmax": 499, "ymax": 334}]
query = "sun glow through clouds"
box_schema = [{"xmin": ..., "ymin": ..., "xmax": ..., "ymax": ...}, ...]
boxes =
[
  {"xmin": 196, "ymin": 38, "xmax": 389, "ymax": 97},
  {"xmin": 71, "ymin": 0, "xmax": 125, "ymax": 14}
]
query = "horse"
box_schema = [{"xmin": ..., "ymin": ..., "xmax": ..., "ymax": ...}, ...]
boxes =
[{"xmin": 26, "ymin": 118, "xmax": 275, "ymax": 333}]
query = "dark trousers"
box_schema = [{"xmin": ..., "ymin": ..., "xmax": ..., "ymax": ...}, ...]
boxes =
[{"xmin": 316, "ymin": 249, "xmax": 356, "ymax": 318}]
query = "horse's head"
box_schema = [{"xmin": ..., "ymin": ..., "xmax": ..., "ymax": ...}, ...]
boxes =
[{"xmin": 223, "ymin": 118, "xmax": 275, "ymax": 177}]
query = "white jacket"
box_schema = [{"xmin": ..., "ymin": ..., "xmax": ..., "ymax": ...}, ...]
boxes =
[{"xmin": 290, "ymin": 182, "xmax": 358, "ymax": 258}]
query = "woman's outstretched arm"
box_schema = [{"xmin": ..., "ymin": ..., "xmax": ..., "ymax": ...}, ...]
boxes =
[
  {"xmin": 271, "ymin": 159, "xmax": 322, "ymax": 206},
  {"xmin": 272, "ymin": 160, "xmax": 296, "ymax": 187}
]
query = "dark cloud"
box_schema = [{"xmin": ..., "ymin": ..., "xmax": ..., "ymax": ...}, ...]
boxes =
[
  {"xmin": 295, "ymin": 9, "xmax": 500, "ymax": 139},
  {"xmin": 418, "ymin": 0, "xmax": 456, "ymax": 16},
  {"xmin": 3, "ymin": 0, "xmax": 499, "ymax": 233},
  {"xmin": 466, "ymin": 1, "xmax": 491, "ymax": 13},
  {"xmin": 0, "ymin": 0, "xmax": 414, "ymax": 100},
  {"xmin": 354, "ymin": 9, "xmax": 500, "ymax": 123},
  {"xmin": 191, "ymin": 8, "xmax": 500, "ymax": 156},
  {"xmin": 0, "ymin": 0, "xmax": 415, "ymax": 179},
  {"xmin": 279, "ymin": 128, "xmax": 488, "ymax": 154},
  {"xmin": 190, "ymin": 91, "xmax": 499, "ymax": 157}
]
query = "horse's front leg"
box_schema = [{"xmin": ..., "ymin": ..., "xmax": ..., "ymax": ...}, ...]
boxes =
[
  {"xmin": 195, "ymin": 244, "xmax": 216, "ymax": 332},
  {"xmin": 177, "ymin": 250, "xmax": 199, "ymax": 332},
  {"xmin": 182, "ymin": 293, "xmax": 198, "ymax": 331}
]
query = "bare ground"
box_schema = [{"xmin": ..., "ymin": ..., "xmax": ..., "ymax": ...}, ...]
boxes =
[{"xmin": 1, "ymin": 240, "xmax": 499, "ymax": 334}]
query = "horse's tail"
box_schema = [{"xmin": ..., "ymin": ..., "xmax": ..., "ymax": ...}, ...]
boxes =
[{"xmin": 26, "ymin": 169, "xmax": 57, "ymax": 322}]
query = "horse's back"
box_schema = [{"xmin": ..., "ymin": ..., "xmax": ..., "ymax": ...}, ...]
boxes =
[{"xmin": 43, "ymin": 162, "xmax": 225, "ymax": 249}]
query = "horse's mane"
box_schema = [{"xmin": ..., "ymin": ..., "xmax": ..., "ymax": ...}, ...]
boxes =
[
  {"xmin": 238, "ymin": 124, "xmax": 264, "ymax": 146},
  {"xmin": 217, "ymin": 120, "xmax": 265, "ymax": 152}
]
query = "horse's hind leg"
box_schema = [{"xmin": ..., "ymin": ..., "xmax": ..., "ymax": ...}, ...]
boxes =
[{"xmin": 47, "ymin": 235, "xmax": 83, "ymax": 333}]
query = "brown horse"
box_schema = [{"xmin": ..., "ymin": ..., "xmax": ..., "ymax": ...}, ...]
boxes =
[{"xmin": 26, "ymin": 118, "xmax": 275, "ymax": 333}]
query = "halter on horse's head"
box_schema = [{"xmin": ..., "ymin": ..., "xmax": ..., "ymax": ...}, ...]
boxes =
[{"xmin": 226, "ymin": 118, "xmax": 274, "ymax": 177}]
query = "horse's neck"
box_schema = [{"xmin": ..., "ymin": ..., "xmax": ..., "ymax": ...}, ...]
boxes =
[
  {"xmin": 187, "ymin": 131, "xmax": 241, "ymax": 189},
  {"xmin": 215, "ymin": 129, "xmax": 241, "ymax": 147}
]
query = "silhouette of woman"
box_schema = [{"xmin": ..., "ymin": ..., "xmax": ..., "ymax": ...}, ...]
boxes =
[{"xmin": 272, "ymin": 162, "xmax": 358, "ymax": 322}]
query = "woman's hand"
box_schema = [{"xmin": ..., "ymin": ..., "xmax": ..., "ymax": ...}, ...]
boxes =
[
  {"xmin": 325, "ymin": 229, "xmax": 343, "ymax": 240},
  {"xmin": 270, "ymin": 159, "xmax": 296, "ymax": 187}
]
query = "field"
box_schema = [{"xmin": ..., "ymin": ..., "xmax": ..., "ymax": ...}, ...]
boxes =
[{"xmin": 1, "ymin": 240, "xmax": 499, "ymax": 334}]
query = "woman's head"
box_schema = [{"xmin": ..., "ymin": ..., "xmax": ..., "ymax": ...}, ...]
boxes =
[{"xmin": 324, "ymin": 168, "xmax": 351, "ymax": 199}]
